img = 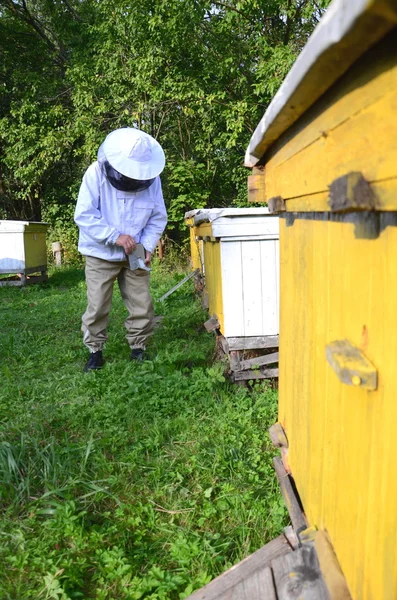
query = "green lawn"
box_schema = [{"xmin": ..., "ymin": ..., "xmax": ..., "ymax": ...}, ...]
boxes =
[{"xmin": 0, "ymin": 262, "xmax": 286, "ymax": 600}]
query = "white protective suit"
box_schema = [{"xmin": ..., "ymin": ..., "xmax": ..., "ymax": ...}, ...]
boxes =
[{"xmin": 74, "ymin": 161, "xmax": 167, "ymax": 259}]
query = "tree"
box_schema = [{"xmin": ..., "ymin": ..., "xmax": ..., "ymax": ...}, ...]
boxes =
[{"xmin": 0, "ymin": 0, "xmax": 331, "ymax": 250}]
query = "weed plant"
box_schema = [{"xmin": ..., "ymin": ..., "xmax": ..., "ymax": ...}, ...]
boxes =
[{"xmin": 0, "ymin": 261, "xmax": 286, "ymax": 599}]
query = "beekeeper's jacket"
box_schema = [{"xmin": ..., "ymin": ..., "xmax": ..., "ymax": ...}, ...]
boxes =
[{"xmin": 74, "ymin": 161, "xmax": 167, "ymax": 260}]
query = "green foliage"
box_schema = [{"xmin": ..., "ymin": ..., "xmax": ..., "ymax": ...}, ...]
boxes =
[
  {"xmin": 0, "ymin": 264, "xmax": 286, "ymax": 599},
  {"xmin": 0, "ymin": 0, "xmax": 332, "ymax": 243}
]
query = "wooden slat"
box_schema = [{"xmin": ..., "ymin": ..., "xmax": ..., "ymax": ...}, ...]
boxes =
[
  {"xmin": 241, "ymin": 240, "xmax": 263, "ymax": 337},
  {"xmin": 221, "ymin": 240, "xmax": 245, "ymax": 338},
  {"xmin": 26, "ymin": 273, "xmax": 48, "ymax": 284},
  {"xmin": 272, "ymin": 542, "xmax": 330, "ymax": 600},
  {"xmin": 239, "ymin": 352, "xmax": 279, "ymax": 371},
  {"xmin": 269, "ymin": 422, "xmax": 288, "ymax": 448},
  {"xmin": 260, "ymin": 239, "xmax": 279, "ymax": 336},
  {"xmin": 227, "ymin": 335, "xmax": 279, "ymax": 351},
  {"xmin": 204, "ymin": 315, "xmax": 220, "ymax": 333},
  {"xmin": 233, "ymin": 368, "xmax": 279, "ymax": 381},
  {"xmin": 229, "ymin": 350, "xmax": 242, "ymax": 372},
  {"xmin": 186, "ymin": 535, "xmax": 291, "ymax": 600},
  {"xmin": 220, "ymin": 336, "xmax": 229, "ymax": 353},
  {"xmin": 315, "ymin": 531, "xmax": 352, "ymax": 600},
  {"xmin": 273, "ymin": 457, "xmax": 308, "ymax": 535},
  {"xmin": 221, "ymin": 567, "xmax": 277, "ymax": 600},
  {"xmin": 283, "ymin": 526, "xmax": 300, "ymax": 550}
]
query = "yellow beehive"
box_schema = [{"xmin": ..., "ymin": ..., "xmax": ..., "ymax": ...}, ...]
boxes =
[
  {"xmin": 0, "ymin": 220, "xmax": 49, "ymax": 286},
  {"xmin": 245, "ymin": 1, "xmax": 397, "ymax": 598}
]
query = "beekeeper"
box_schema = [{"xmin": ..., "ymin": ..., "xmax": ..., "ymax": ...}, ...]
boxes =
[{"xmin": 74, "ymin": 127, "xmax": 167, "ymax": 372}]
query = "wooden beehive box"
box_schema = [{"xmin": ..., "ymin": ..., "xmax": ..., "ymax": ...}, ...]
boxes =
[
  {"xmin": 0, "ymin": 220, "xmax": 49, "ymax": 286},
  {"xmin": 185, "ymin": 208, "xmax": 279, "ymax": 381},
  {"xmin": 245, "ymin": 0, "xmax": 397, "ymax": 598}
]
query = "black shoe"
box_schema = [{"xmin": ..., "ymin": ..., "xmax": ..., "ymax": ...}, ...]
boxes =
[
  {"xmin": 84, "ymin": 350, "xmax": 105, "ymax": 372},
  {"xmin": 130, "ymin": 348, "xmax": 145, "ymax": 362}
]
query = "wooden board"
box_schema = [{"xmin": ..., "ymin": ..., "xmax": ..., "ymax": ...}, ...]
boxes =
[
  {"xmin": 232, "ymin": 368, "xmax": 279, "ymax": 382},
  {"xmin": 186, "ymin": 535, "xmax": 291, "ymax": 600},
  {"xmin": 272, "ymin": 542, "xmax": 330, "ymax": 600},
  {"xmin": 239, "ymin": 352, "xmax": 279, "ymax": 371},
  {"xmin": 227, "ymin": 335, "xmax": 279, "ymax": 351},
  {"xmin": 273, "ymin": 458, "xmax": 307, "ymax": 535}
]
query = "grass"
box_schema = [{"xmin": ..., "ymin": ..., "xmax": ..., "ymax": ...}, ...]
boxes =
[{"xmin": 0, "ymin": 260, "xmax": 286, "ymax": 600}]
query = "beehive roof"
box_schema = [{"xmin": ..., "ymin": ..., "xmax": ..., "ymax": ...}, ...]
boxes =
[{"xmin": 245, "ymin": 0, "xmax": 397, "ymax": 167}]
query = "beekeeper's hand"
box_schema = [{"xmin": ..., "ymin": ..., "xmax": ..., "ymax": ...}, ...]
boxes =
[{"xmin": 116, "ymin": 234, "xmax": 136, "ymax": 255}]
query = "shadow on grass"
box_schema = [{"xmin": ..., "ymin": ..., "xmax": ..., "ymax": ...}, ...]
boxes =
[{"xmin": 46, "ymin": 266, "xmax": 85, "ymax": 289}]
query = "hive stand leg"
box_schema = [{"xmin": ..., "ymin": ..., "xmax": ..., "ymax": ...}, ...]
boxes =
[{"xmin": 229, "ymin": 350, "xmax": 242, "ymax": 371}]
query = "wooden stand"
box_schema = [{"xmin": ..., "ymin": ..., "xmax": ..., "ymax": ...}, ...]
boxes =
[
  {"xmin": 0, "ymin": 265, "xmax": 48, "ymax": 287},
  {"xmin": 215, "ymin": 331, "xmax": 279, "ymax": 382}
]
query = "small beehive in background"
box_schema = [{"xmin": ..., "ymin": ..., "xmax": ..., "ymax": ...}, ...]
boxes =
[
  {"xmin": 185, "ymin": 208, "xmax": 279, "ymax": 381},
  {"xmin": 0, "ymin": 220, "xmax": 49, "ymax": 286}
]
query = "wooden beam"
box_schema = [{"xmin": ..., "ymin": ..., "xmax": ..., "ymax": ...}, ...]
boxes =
[
  {"xmin": 185, "ymin": 534, "xmax": 292, "ymax": 600},
  {"xmin": 239, "ymin": 351, "xmax": 279, "ymax": 371},
  {"xmin": 269, "ymin": 422, "xmax": 288, "ymax": 448},
  {"xmin": 329, "ymin": 172, "xmax": 376, "ymax": 213},
  {"xmin": 204, "ymin": 315, "xmax": 220, "ymax": 333},
  {"xmin": 315, "ymin": 531, "xmax": 352, "ymax": 600},
  {"xmin": 268, "ymin": 196, "xmax": 286, "ymax": 214},
  {"xmin": 227, "ymin": 335, "xmax": 279, "ymax": 351},
  {"xmin": 247, "ymin": 166, "xmax": 267, "ymax": 204},
  {"xmin": 273, "ymin": 457, "xmax": 308, "ymax": 535},
  {"xmin": 233, "ymin": 368, "xmax": 279, "ymax": 381}
]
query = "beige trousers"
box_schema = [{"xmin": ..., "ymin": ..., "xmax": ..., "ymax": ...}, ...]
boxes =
[{"xmin": 82, "ymin": 256, "xmax": 154, "ymax": 352}]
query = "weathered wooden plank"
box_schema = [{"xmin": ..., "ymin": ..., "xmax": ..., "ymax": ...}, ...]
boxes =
[
  {"xmin": 227, "ymin": 335, "xmax": 279, "ymax": 351},
  {"xmin": 269, "ymin": 422, "xmax": 288, "ymax": 448},
  {"xmin": 158, "ymin": 269, "xmax": 199, "ymax": 302},
  {"xmin": 204, "ymin": 315, "xmax": 220, "ymax": 333},
  {"xmin": 268, "ymin": 196, "xmax": 286, "ymax": 213},
  {"xmin": 272, "ymin": 542, "xmax": 330, "ymax": 600},
  {"xmin": 229, "ymin": 350, "xmax": 242, "ymax": 372},
  {"xmin": 233, "ymin": 368, "xmax": 279, "ymax": 381},
  {"xmin": 219, "ymin": 336, "xmax": 229, "ymax": 354},
  {"xmin": 283, "ymin": 526, "xmax": 300, "ymax": 550},
  {"xmin": 273, "ymin": 457, "xmax": 307, "ymax": 535},
  {"xmin": 239, "ymin": 352, "xmax": 279, "ymax": 371},
  {"xmin": 224, "ymin": 567, "xmax": 277, "ymax": 600},
  {"xmin": 247, "ymin": 168, "xmax": 267, "ymax": 205},
  {"xmin": 315, "ymin": 531, "xmax": 352, "ymax": 600},
  {"xmin": 26, "ymin": 272, "xmax": 48, "ymax": 284},
  {"xmin": 186, "ymin": 535, "xmax": 291, "ymax": 600},
  {"xmin": 328, "ymin": 172, "xmax": 376, "ymax": 213},
  {"xmin": 0, "ymin": 279, "xmax": 24, "ymax": 287}
]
